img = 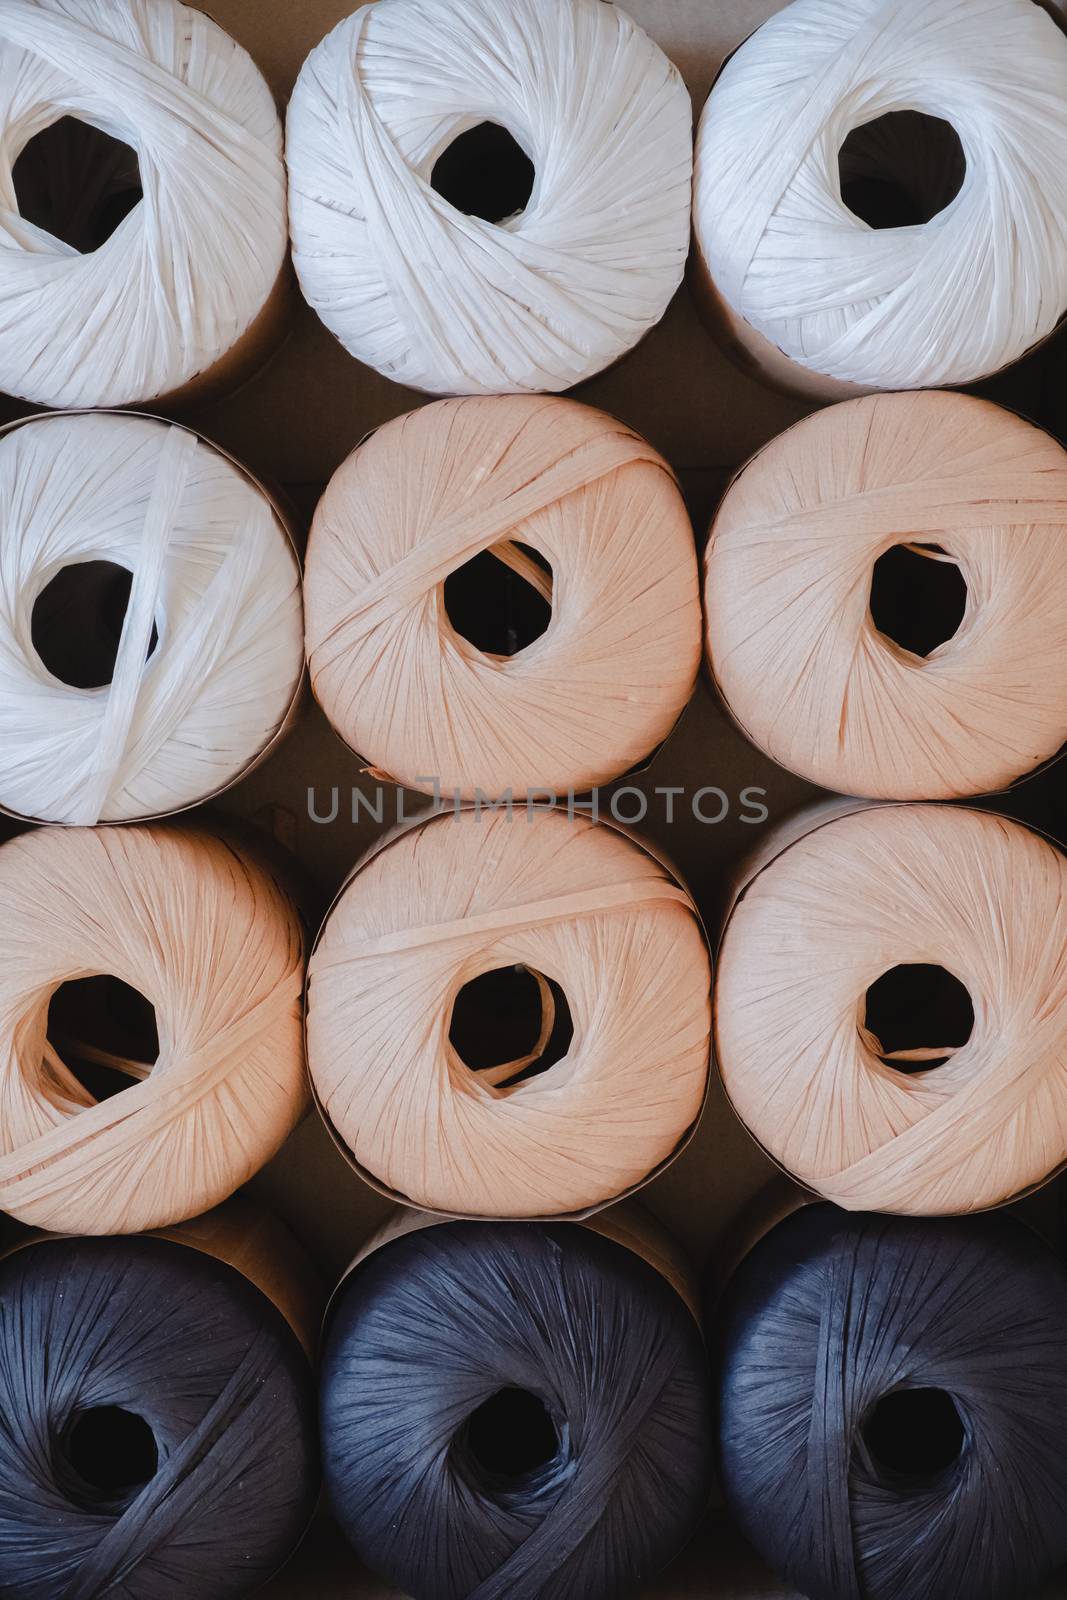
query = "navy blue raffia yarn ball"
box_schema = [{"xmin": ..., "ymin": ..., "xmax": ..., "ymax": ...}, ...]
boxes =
[
  {"xmin": 320, "ymin": 1220, "xmax": 713, "ymax": 1600},
  {"xmin": 0, "ymin": 1234, "xmax": 318, "ymax": 1599},
  {"xmin": 718, "ymin": 1205, "xmax": 1067, "ymax": 1600}
]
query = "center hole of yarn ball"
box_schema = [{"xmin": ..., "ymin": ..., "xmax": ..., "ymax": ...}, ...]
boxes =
[
  {"xmin": 863, "ymin": 963, "xmax": 974, "ymax": 1073},
  {"xmin": 839, "ymin": 111, "xmax": 966, "ymax": 229},
  {"xmin": 12, "ymin": 116, "xmax": 143, "ymax": 254},
  {"xmin": 863, "ymin": 1388, "xmax": 966, "ymax": 1484},
  {"xmin": 32, "ymin": 560, "xmax": 160, "ymax": 691},
  {"xmin": 64, "ymin": 1406, "xmax": 159, "ymax": 1504},
  {"xmin": 444, "ymin": 543, "xmax": 553, "ymax": 659},
  {"xmin": 430, "ymin": 122, "xmax": 535, "ymax": 224},
  {"xmin": 464, "ymin": 1388, "xmax": 559, "ymax": 1483},
  {"xmin": 449, "ymin": 964, "xmax": 573, "ymax": 1088},
  {"xmin": 869, "ymin": 543, "xmax": 968, "ymax": 658},
  {"xmin": 47, "ymin": 975, "xmax": 160, "ymax": 1102}
]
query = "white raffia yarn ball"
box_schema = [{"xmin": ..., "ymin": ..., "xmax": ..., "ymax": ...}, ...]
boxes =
[
  {"xmin": 0, "ymin": 411, "xmax": 303, "ymax": 825},
  {"xmin": 286, "ymin": 0, "xmax": 693, "ymax": 395},
  {"xmin": 694, "ymin": 0, "xmax": 1067, "ymax": 391},
  {"xmin": 0, "ymin": 0, "xmax": 287, "ymax": 409}
]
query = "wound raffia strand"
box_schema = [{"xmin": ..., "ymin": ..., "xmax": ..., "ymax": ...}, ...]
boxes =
[
  {"xmin": 305, "ymin": 395, "xmax": 701, "ymax": 800},
  {"xmin": 715, "ymin": 803, "xmax": 1067, "ymax": 1216},
  {"xmin": 0, "ymin": 412, "xmax": 303, "ymax": 825},
  {"xmin": 306, "ymin": 807, "xmax": 711, "ymax": 1217},
  {"xmin": 694, "ymin": 0, "xmax": 1067, "ymax": 391},
  {"xmin": 719, "ymin": 1205, "xmax": 1067, "ymax": 1600},
  {"xmin": 0, "ymin": 824, "xmax": 308, "ymax": 1235},
  {"xmin": 0, "ymin": 1229, "xmax": 319, "ymax": 1599},
  {"xmin": 286, "ymin": 0, "xmax": 692, "ymax": 395},
  {"xmin": 321, "ymin": 1219, "xmax": 712, "ymax": 1600},
  {"xmin": 0, "ymin": 0, "xmax": 287, "ymax": 408},
  {"xmin": 705, "ymin": 392, "xmax": 1067, "ymax": 800}
]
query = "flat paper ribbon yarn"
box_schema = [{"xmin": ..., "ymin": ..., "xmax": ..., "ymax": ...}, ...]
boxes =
[
  {"xmin": 718, "ymin": 1204, "xmax": 1067, "ymax": 1600},
  {"xmin": 693, "ymin": 0, "xmax": 1067, "ymax": 391},
  {"xmin": 0, "ymin": 823, "xmax": 308, "ymax": 1235},
  {"xmin": 305, "ymin": 395, "xmax": 701, "ymax": 800},
  {"xmin": 286, "ymin": 0, "xmax": 692, "ymax": 394},
  {"xmin": 0, "ymin": 1228, "xmax": 319, "ymax": 1599},
  {"xmin": 321, "ymin": 1217, "xmax": 712, "ymax": 1600},
  {"xmin": 306, "ymin": 806, "xmax": 711, "ymax": 1217},
  {"xmin": 715, "ymin": 802, "xmax": 1067, "ymax": 1215},
  {"xmin": 705, "ymin": 391, "xmax": 1067, "ymax": 799},
  {"xmin": 0, "ymin": 0, "xmax": 287, "ymax": 408},
  {"xmin": 0, "ymin": 411, "xmax": 303, "ymax": 825}
]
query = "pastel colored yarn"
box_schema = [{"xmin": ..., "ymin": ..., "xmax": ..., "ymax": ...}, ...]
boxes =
[
  {"xmin": 705, "ymin": 392, "xmax": 1067, "ymax": 800},
  {"xmin": 0, "ymin": 824, "xmax": 307, "ymax": 1234},
  {"xmin": 0, "ymin": 0, "xmax": 287, "ymax": 409},
  {"xmin": 305, "ymin": 396, "xmax": 701, "ymax": 799},
  {"xmin": 0, "ymin": 1230, "xmax": 318, "ymax": 1599},
  {"xmin": 321, "ymin": 1219, "xmax": 712, "ymax": 1600},
  {"xmin": 715, "ymin": 803, "xmax": 1067, "ymax": 1215},
  {"xmin": 0, "ymin": 412, "xmax": 303, "ymax": 825},
  {"xmin": 693, "ymin": 0, "xmax": 1067, "ymax": 391},
  {"xmin": 286, "ymin": 0, "xmax": 692, "ymax": 395},
  {"xmin": 719, "ymin": 1205, "xmax": 1067, "ymax": 1600},
  {"xmin": 306, "ymin": 807, "xmax": 711, "ymax": 1216}
]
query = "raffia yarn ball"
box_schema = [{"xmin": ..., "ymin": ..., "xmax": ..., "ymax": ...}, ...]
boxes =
[
  {"xmin": 0, "ymin": 824, "xmax": 307, "ymax": 1234},
  {"xmin": 307, "ymin": 806, "xmax": 711, "ymax": 1217},
  {"xmin": 693, "ymin": 0, "xmax": 1067, "ymax": 393},
  {"xmin": 716, "ymin": 803, "xmax": 1067, "ymax": 1215},
  {"xmin": 305, "ymin": 395, "xmax": 701, "ymax": 800},
  {"xmin": 0, "ymin": 0, "xmax": 288, "ymax": 408},
  {"xmin": 286, "ymin": 0, "xmax": 692, "ymax": 394},
  {"xmin": 705, "ymin": 391, "xmax": 1067, "ymax": 799}
]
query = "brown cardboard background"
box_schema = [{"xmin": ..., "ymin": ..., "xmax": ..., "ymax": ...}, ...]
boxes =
[{"xmin": 2, "ymin": 1, "xmax": 1067, "ymax": 1593}]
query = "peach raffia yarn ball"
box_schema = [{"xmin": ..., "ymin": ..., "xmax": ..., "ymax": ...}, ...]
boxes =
[
  {"xmin": 306, "ymin": 806, "xmax": 711, "ymax": 1217},
  {"xmin": 715, "ymin": 802, "xmax": 1067, "ymax": 1216},
  {"xmin": 704, "ymin": 391, "xmax": 1067, "ymax": 800},
  {"xmin": 304, "ymin": 395, "xmax": 701, "ymax": 800},
  {"xmin": 0, "ymin": 824, "xmax": 308, "ymax": 1235}
]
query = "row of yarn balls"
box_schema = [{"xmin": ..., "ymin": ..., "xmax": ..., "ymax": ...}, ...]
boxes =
[
  {"xmin": 3, "ymin": 0, "xmax": 1066, "ymax": 409},
  {"xmin": 2, "ymin": 382, "xmax": 1064, "ymax": 828},
  {"xmin": 3, "ymin": 1189, "xmax": 1066, "ymax": 1600}
]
